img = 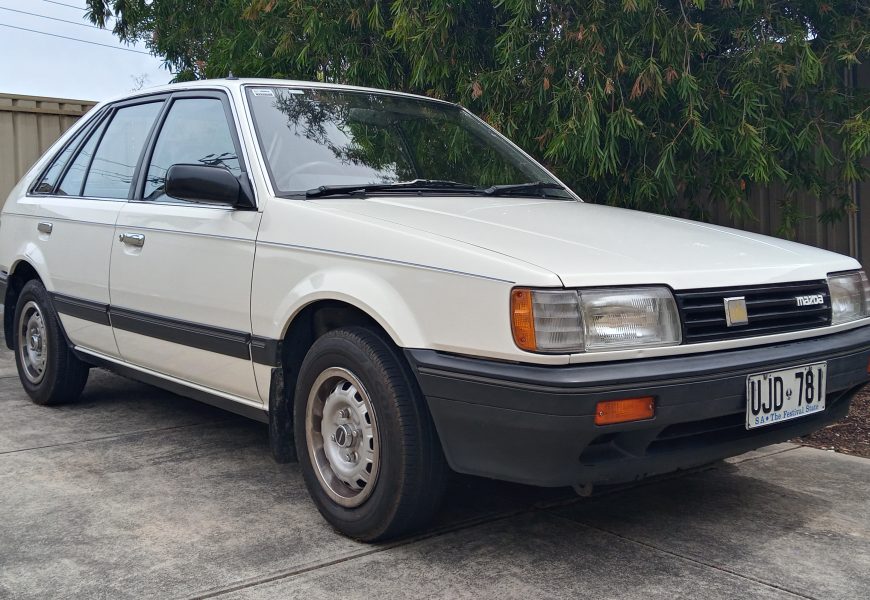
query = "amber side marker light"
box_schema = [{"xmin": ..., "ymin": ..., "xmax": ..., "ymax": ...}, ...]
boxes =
[
  {"xmin": 595, "ymin": 397, "xmax": 656, "ymax": 426},
  {"xmin": 511, "ymin": 288, "xmax": 537, "ymax": 352}
]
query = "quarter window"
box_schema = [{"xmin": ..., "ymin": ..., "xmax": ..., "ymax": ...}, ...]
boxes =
[
  {"xmin": 56, "ymin": 117, "xmax": 108, "ymax": 197},
  {"xmin": 81, "ymin": 102, "xmax": 163, "ymax": 199},
  {"xmin": 143, "ymin": 98, "xmax": 241, "ymax": 201},
  {"xmin": 32, "ymin": 114, "xmax": 99, "ymax": 194}
]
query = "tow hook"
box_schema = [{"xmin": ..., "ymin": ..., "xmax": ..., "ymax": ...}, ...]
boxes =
[{"xmin": 573, "ymin": 482, "xmax": 594, "ymax": 497}]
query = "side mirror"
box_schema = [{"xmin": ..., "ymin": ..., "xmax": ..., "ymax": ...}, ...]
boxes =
[{"xmin": 164, "ymin": 164, "xmax": 255, "ymax": 209}]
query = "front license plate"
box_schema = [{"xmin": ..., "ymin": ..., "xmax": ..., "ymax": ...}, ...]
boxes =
[{"xmin": 745, "ymin": 362, "xmax": 827, "ymax": 430}]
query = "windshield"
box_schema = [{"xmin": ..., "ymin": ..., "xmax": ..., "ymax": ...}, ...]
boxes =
[{"xmin": 245, "ymin": 86, "xmax": 571, "ymax": 197}]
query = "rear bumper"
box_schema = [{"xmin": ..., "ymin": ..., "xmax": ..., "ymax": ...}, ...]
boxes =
[{"xmin": 405, "ymin": 326, "xmax": 870, "ymax": 488}]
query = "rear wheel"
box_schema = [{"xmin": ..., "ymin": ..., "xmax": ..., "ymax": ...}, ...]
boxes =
[
  {"xmin": 294, "ymin": 327, "xmax": 447, "ymax": 541},
  {"xmin": 14, "ymin": 280, "xmax": 89, "ymax": 405}
]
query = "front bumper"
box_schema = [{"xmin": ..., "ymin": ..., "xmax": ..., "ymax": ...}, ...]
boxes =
[{"xmin": 405, "ymin": 326, "xmax": 870, "ymax": 488}]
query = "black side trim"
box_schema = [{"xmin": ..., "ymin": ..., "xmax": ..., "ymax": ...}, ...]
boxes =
[
  {"xmin": 50, "ymin": 292, "xmax": 283, "ymax": 365},
  {"xmin": 110, "ymin": 307, "xmax": 252, "ymax": 360},
  {"xmin": 51, "ymin": 293, "xmax": 110, "ymax": 326},
  {"xmin": 251, "ymin": 336, "xmax": 282, "ymax": 367},
  {"xmin": 77, "ymin": 350, "xmax": 268, "ymax": 423},
  {"xmin": 0, "ymin": 271, "xmax": 8, "ymax": 300}
]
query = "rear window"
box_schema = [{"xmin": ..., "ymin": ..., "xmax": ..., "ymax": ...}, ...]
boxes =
[{"xmin": 82, "ymin": 102, "xmax": 163, "ymax": 199}]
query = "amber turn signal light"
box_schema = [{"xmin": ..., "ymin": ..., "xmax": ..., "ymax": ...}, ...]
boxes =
[
  {"xmin": 510, "ymin": 288, "xmax": 537, "ymax": 352},
  {"xmin": 594, "ymin": 397, "xmax": 655, "ymax": 426}
]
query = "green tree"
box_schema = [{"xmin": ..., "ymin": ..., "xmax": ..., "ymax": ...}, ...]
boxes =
[{"xmin": 87, "ymin": 0, "xmax": 869, "ymax": 236}]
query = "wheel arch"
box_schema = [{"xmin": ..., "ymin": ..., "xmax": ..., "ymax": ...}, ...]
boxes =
[
  {"xmin": 3, "ymin": 259, "xmax": 46, "ymax": 350},
  {"xmin": 280, "ymin": 298, "xmax": 395, "ymax": 375},
  {"xmin": 268, "ymin": 296, "xmax": 420, "ymax": 465},
  {"xmin": 278, "ymin": 289, "xmax": 420, "ymax": 347}
]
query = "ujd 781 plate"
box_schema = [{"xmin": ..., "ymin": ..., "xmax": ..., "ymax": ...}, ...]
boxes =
[{"xmin": 745, "ymin": 362, "xmax": 827, "ymax": 430}]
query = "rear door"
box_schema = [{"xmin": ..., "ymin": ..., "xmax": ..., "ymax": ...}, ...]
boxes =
[
  {"xmin": 108, "ymin": 91, "xmax": 262, "ymax": 403},
  {"xmin": 16, "ymin": 97, "xmax": 165, "ymax": 357}
]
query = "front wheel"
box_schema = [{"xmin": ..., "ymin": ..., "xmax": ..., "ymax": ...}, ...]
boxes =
[
  {"xmin": 14, "ymin": 280, "xmax": 89, "ymax": 405},
  {"xmin": 294, "ymin": 327, "xmax": 447, "ymax": 541}
]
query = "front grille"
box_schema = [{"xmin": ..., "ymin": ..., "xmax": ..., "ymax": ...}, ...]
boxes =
[{"xmin": 674, "ymin": 280, "xmax": 831, "ymax": 343}]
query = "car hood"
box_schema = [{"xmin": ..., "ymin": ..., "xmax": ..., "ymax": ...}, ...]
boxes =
[{"xmin": 321, "ymin": 196, "xmax": 859, "ymax": 289}]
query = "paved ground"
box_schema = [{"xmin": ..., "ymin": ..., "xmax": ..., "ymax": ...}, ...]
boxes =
[{"xmin": 1, "ymin": 344, "xmax": 868, "ymax": 599}]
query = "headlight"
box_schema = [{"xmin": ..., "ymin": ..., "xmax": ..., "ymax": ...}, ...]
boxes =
[
  {"xmin": 511, "ymin": 287, "xmax": 681, "ymax": 353},
  {"xmin": 827, "ymin": 270, "xmax": 870, "ymax": 325}
]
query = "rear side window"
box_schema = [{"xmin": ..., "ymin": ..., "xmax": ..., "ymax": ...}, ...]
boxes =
[
  {"xmin": 56, "ymin": 118, "xmax": 108, "ymax": 196},
  {"xmin": 32, "ymin": 115, "xmax": 98, "ymax": 194},
  {"xmin": 81, "ymin": 102, "xmax": 163, "ymax": 199},
  {"xmin": 143, "ymin": 97, "xmax": 241, "ymax": 201}
]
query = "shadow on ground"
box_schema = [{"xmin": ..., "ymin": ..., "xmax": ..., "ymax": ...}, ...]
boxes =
[{"xmin": 0, "ymin": 343, "xmax": 867, "ymax": 599}]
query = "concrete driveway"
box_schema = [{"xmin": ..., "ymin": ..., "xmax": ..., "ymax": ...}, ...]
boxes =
[{"xmin": 0, "ymin": 344, "xmax": 868, "ymax": 599}]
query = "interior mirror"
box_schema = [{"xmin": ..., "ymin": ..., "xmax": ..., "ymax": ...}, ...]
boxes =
[{"xmin": 164, "ymin": 164, "xmax": 254, "ymax": 208}]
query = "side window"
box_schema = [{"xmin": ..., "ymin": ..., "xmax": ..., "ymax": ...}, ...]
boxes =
[
  {"xmin": 32, "ymin": 114, "xmax": 99, "ymax": 194},
  {"xmin": 81, "ymin": 102, "xmax": 163, "ymax": 199},
  {"xmin": 143, "ymin": 98, "xmax": 241, "ymax": 201},
  {"xmin": 56, "ymin": 118, "xmax": 109, "ymax": 196}
]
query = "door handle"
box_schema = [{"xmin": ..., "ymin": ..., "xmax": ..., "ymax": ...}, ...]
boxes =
[
  {"xmin": 119, "ymin": 233, "xmax": 145, "ymax": 247},
  {"xmin": 37, "ymin": 222, "xmax": 52, "ymax": 234}
]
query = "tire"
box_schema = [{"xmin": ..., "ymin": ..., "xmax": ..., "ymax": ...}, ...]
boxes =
[
  {"xmin": 13, "ymin": 280, "xmax": 89, "ymax": 405},
  {"xmin": 294, "ymin": 326, "xmax": 448, "ymax": 541}
]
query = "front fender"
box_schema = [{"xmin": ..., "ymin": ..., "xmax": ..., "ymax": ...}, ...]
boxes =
[
  {"xmin": 250, "ymin": 243, "xmax": 567, "ymax": 364},
  {"xmin": 272, "ymin": 266, "xmax": 424, "ymax": 347}
]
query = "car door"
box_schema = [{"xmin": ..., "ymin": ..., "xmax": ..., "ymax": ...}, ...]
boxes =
[
  {"xmin": 19, "ymin": 97, "xmax": 166, "ymax": 358},
  {"xmin": 108, "ymin": 91, "xmax": 262, "ymax": 403}
]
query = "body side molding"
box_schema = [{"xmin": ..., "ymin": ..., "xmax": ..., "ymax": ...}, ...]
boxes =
[
  {"xmin": 51, "ymin": 292, "xmax": 282, "ymax": 366},
  {"xmin": 51, "ymin": 294, "xmax": 110, "ymax": 326},
  {"xmin": 250, "ymin": 336, "xmax": 282, "ymax": 367},
  {"xmin": 110, "ymin": 306, "xmax": 251, "ymax": 360}
]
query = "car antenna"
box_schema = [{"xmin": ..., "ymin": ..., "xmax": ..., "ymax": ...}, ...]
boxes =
[{"xmin": 227, "ymin": 71, "xmax": 238, "ymax": 80}]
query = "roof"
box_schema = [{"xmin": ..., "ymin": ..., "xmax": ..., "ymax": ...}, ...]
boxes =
[{"xmin": 92, "ymin": 77, "xmax": 457, "ymax": 110}]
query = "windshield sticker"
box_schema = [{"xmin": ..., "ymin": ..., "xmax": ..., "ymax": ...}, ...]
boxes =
[{"xmin": 250, "ymin": 88, "xmax": 275, "ymax": 97}]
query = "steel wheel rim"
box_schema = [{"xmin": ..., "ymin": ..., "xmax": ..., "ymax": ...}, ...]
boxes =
[
  {"xmin": 18, "ymin": 300, "xmax": 48, "ymax": 384},
  {"xmin": 305, "ymin": 367, "xmax": 380, "ymax": 508}
]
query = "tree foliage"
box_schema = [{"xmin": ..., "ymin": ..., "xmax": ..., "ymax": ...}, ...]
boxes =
[{"xmin": 87, "ymin": 0, "xmax": 870, "ymax": 235}]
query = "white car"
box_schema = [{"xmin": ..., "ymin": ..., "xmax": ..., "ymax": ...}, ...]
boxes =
[{"xmin": 2, "ymin": 79, "xmax": 868, "ymax": 541}]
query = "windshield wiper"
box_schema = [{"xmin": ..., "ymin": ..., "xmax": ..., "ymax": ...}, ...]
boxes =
[
  {"xmin": 482, "ymin": 181, "xmax": 566, "ymax": 197},
  {"xmin": 306, "ymin": 179, "xmax": 477, "ymax": 198}
]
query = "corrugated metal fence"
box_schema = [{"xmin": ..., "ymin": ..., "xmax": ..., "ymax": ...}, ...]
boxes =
[
  {"xmin": 0, "ymin": 89, "xmax": 867, "ymax": 268},
  {"xmin": 704, "ymin": 179, "xmax": 862, "ymax": 265},
  {"xmin": 0, "ymin": 93, "xmax": 95, "ymax": 207},
  {"xmin": 703, "ymin": 63, "xmax": 869, "ymax": 269}
]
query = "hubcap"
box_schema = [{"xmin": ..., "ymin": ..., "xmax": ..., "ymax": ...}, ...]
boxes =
[
  {"xmin": 305, "ymin": 367, "xmax": 380, "ymax": 508},
  {"xmin": 18, "ymin": 300, "xmax": 47, "ymax": 384}
]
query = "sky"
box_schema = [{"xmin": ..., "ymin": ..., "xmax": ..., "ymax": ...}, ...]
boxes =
[{"xmin": 0, "ymin": 0, "xmax": 169, "ymax": 102}]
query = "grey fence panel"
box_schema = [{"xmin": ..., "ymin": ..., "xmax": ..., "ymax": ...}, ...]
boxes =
[
  {"xmin": 710, "ymin": 183, "xmax": 854, "ymax": 259},
  {"xmin": 0, "ymin": 93, "xmax": 95, "ymax": 208}
]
